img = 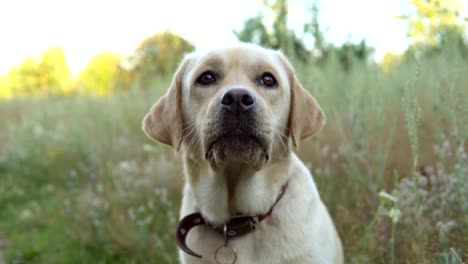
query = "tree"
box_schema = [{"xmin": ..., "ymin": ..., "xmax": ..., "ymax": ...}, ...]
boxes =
[
  {"xmin": 131, "ymin": 31, "xmax": 195, "ymax": 87},
  {"xmin": 380, "ymin": 52, "xmax": 404, "ymax": 72},
  {"xmin": 235, "ymin": 0, "xmax": 374, "ymax": 69},
  {"xmin": 304, "ymin": 1, "xmax": 326, "ymax": 53},
  {"xmin": 399, "ymin": 0, "xmax": 467, "ymax": 46},
  {"xmin": 8, "ymin": 47, "xmax": 71, "ymax": 96},
  {"xmin": 41, "ymin": 47, "xmax": 71, "ymax": 91},
  {"xmin": 77, "ymin": 52, "xmax": 124, "ymax": 96},
  {"xmin": 234, "ymin": 0, "xmax": 309, "ymax": 62},
  {"xmin": 234, "ymin": 15, "xmax": 270, "ymax": 45},
  {"xmin": 331, "ymin": 40, "xmax": 374, "ymax": 71},
  {"xmin": 0, "ymin": 75, "xmax": 11, "ymax": 99}
]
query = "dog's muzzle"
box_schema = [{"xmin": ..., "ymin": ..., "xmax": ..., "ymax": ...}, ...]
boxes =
[{"xmin": 204, "ymin": 88, "xmax": 270, "ymax": 169}]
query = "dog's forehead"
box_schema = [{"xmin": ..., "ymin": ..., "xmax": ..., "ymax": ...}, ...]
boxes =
[{"xmin": 195, "ymin": 44, "xmax": 280, "ymax": 70}]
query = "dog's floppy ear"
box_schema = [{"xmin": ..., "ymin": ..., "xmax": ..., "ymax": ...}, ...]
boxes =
[
  {"xmin": 277, "ymin": 52, "xmax": 325, "ymax": 148},
  {"xmin": 142, "ymin": 56, "xmax": 192, "ymax": 150}
]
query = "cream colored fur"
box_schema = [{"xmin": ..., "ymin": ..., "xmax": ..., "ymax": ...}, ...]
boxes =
[{"xmin": 143, "ymin": 43, "xmax": 344, "ymax": 264}]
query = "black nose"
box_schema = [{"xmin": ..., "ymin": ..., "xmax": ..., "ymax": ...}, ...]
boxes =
[{"xmin": 221, "ymin": 88, "xmax": 256, "ymax": 113}]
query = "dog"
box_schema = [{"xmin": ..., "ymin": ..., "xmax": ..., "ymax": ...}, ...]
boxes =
[{"xmin": 143, "ymin": 43, "xmax": 343, "ymax": 264}]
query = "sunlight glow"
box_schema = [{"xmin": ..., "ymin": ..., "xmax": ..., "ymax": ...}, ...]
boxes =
[{"xmin": 1, "ymin": 0, "xmax": 463, "ymax": 75}]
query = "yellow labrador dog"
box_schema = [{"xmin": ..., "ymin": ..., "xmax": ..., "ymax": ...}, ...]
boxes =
[{"xmin": 143, "ymin": 43, "xmax": 343, "ymax": 264}]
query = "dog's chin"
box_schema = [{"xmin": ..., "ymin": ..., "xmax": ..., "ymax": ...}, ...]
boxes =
[{"xmin": 205, "ymin": 135, "xmax": 270, "ymax": 171}]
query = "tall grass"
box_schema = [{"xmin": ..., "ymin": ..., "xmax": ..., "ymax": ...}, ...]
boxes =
[{"xmin": 0, "ymin": 46, "xmax": 466, "ymax": 263}]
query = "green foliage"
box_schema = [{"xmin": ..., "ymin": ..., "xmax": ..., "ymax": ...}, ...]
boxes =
[
  {"xmin": 235, "ymin": 0, "xmax": 374, "ymax": 69},
  {"xmin": 131, "ymin": 31, "xmax": 195, "ymax": 88},
  {"xmin": 0, "ymin": 31, "xmax": 194, "ymax": 98},
  {"xmin": 0, "ymin": 75, "xmax": 11, "ymax": 98},
  {"xmin": 234, "ymin": 0, "xmax": 309, "ymax": 61},
  {"xmin": 7, "ymin": 47, "xmax": 71, "ymax": 96},
  {"xmin": 234, "ymin": 15, "xmax": 270, "ymax": 46},
  {"xmin": 0, "ymin": 88, "xmax": 179, "ymax": 263},
  {"xmin": 303, "ymin": 1, "xmax": 326, "ymax": 52},
  {"xmin": 324, "ymin": 40, "xmax": 374, "ymax": 71},
  {"xmin": 405, "ymin": 27, "xmax": 468, "ymax": 61},
  {"xmin": 77, "ymin": 52, "xmax": 127, "ymax": 96},
  {"xmin": 398, "ymin": 0, "xmax": 467, "ymax": 46}
]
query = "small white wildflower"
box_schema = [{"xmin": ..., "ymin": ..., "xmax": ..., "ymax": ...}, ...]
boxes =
[
  {"xmin": 417, "ymin": 176, "xmax": 428, "ymax": 187},
  {"xmin": 388, "ymin": 208, "xmax": 401, "ymax": 223},
  {"xmin": 315, "ymin": 168, "xmax": 322, "ymax": 175},
  {"xmin": 45, "ymin": 184, "xmax": 55, "ymax": 193},
  {"xmin": 33, "ymin": 125, "xmax": 44, "ymax": 137},
  {"xmin": 20, "ymin": 209, "xmax": 32, "ymax": 220},
  {"xmin": 119, "ymin": 161, "xmax": 131, "ymax": 171},
  {"xmin": 128, "ymin": 208, "xmax": 136, "ymax": 221},
  {"xmin": 31, "ymin": 201, "xmax": 41, "ymax": 211},
  {"xmin": 147, "ymin": 199, "xmax": 154, "ymax": 210},
  {"xmin": 312, "ymin": 48, "xmax": 323, "ymax": 58},
  {"xmin": 456, "ymin": 142, "xmax": 466, "ymax": 158},
  {"xmin": 442, "ymin": 140, "xmax": 451, "ymax": 155},
  {"xmin": 430, "ymin": 175, "xmax": 438, "ymax": 185},
  {"xmin": 91, "ymin": 197, "xmax": 101, "ymax": 208},
  {"xmin": 167, "ymin": 211, "xmax": 177, "ymax": 225},
  {"xmin": 159, "ymin": 188, "xmax": 169, "ymax": 205},
  {"xmin": 331, "ymin": 153, "xmax": 338, "ymax": 162},
  {"xmin": 102, "ymin": 200, "xmax": 109, "ymax": 210},
  {"xmin": 139, "ymin": 216, "xmax": 153, "ymax": 226},
  {"xmin": 426, "ymin": 166, "xmax": 434, "ymax": 175},
  {"xmin": 14, "ymin": 187, "xmax": 24, "ymax": 196},
  {"xmin": 64, "ymin": 199, "xmax": 73, "ymax": 214},
  {"xmin": 437, "ymin": 220, "xmax": 457, "ymax": 242},
  {"xmin": 379, "ymin": 191, "xmax": 397, "ymax": 204},
  {"xmin": 96, "ymin": 184, "xmax": 103, "ymax": 193},
  {"xmin": 69, "ymin": 170, "xmax": 77, "ymax": 178},
  {"xmin": 119, "ymin": 137, "xmax": 130, "ymax": 145},
  {"xmin": 144, "ymin": 216, "xmax": 153, "ymax": 225},
  {"xmin": 92, "ymin": 218, "xmax": 101, "ymax": 227},
  {"xmin": 320, "ymin": 144, "xmax": 330, "ymax": 157},
  {"xmin": 143, "ymin": 144, "xmax": 156, "ymax": 153},
  {"xmin": 137, "ymin": 205, "xmax": 146, "ymax": 213},
  {"xmin": 433, "ymin": 144, "xmax": 439, "ymax": 154}
]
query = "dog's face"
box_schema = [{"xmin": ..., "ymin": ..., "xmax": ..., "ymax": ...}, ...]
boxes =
[
  {"xmin": 183, "ymin": 45, "xmax": 292, "ymax": 170},
  {"xmin": 143, "ymin": 44, "xmax": 325, "ymax": 171}
]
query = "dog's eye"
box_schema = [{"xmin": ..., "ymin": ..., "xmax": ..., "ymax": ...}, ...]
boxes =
[
  {"xmin": 196, "ymin": 71, "xmax": 217, "ymax": 86},
  {"xmin": 260, "ymin": 73, "xmax": 277, "ymax": 88}
]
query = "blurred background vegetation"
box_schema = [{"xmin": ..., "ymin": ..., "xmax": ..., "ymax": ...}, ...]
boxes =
[{"xmin": 0, "ymin": 0, "xmax": 467, "ymax": 263}]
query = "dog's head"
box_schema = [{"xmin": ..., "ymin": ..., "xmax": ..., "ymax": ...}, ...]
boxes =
[{"xmin": 143, "ymin": 43, "xmax": 325, "ymax": 170}]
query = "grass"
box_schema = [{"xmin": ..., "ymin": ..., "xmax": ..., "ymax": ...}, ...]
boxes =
[{"xmin": 0, "ymin": 46, "xmax": 467, "ymax": 263}]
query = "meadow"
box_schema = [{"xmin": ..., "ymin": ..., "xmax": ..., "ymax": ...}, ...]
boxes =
[{"xmin": 0, "ymin": 45, "xmax": 466, "ymax": 263}]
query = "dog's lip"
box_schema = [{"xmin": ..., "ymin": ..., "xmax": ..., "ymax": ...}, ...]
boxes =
[
  {"xmin": 205, "ymin": 132, "xmax": 268, "ymax": 158},
  {"xmin": 207, "ymin": 133, "xmax": 260, "ymax": 150}
]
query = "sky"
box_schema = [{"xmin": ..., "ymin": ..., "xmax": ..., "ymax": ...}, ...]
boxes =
[{"xmin": 0, "ymin": 0, "xmax": 466, "ymax": 75}]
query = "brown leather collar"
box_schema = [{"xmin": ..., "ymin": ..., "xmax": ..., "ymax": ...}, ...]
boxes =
[{"xmin": 176, "ymin": 182, "xmax": 289, "ymax": 258}]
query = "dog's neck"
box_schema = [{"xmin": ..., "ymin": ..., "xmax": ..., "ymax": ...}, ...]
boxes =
[
  {"xmin": 183, "ymin": 154, "xmax": 292, "ymax": 224},
  {"xmin": 223, "ymin": 162, "xmax": 257, "ymax": 215}
]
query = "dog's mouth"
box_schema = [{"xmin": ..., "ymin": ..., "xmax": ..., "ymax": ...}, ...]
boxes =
[{"xmin": 205, "ymin": 130, "xmax": 270, "ymax": 169}]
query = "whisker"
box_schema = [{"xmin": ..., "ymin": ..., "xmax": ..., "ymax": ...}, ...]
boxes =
[
  {"xmin": 185, "ymin": 128, "xmax": 201, "ymax": 153},
  {"xmin": 272, "ymin": 127, "xmax": 289, "ymax": 153},
  {"xmin": 272, "ymin": 120, "xmax": 289, "ymax": 131},
  {"xmin": 181, "ymin": 121, "xmax": 198, "ymax": 134}
]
